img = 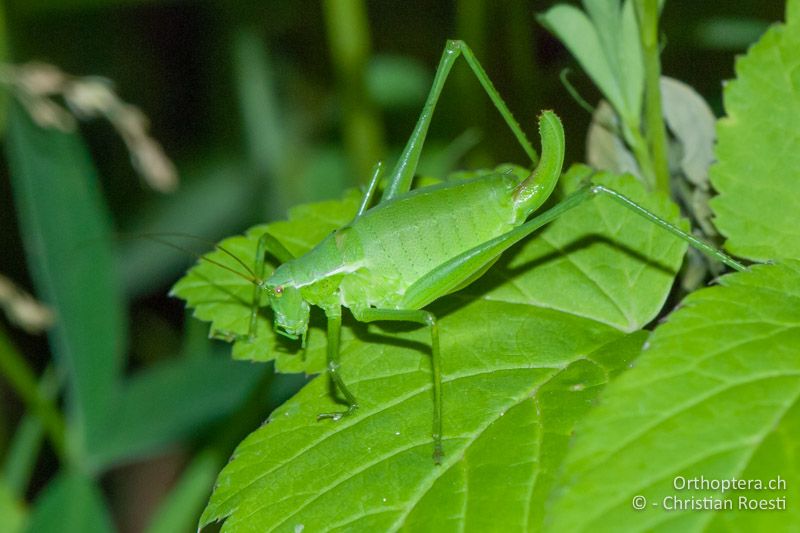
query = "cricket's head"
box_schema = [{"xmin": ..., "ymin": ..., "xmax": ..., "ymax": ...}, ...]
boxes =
[{"xmin": 266, "ymin": 283, "xmax": 310, "ymax": 343}]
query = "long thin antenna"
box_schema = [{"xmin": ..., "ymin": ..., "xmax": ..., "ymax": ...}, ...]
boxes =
[{"xmin": 140, "ymin": 233, "xmax": 259, "ymax": 284}]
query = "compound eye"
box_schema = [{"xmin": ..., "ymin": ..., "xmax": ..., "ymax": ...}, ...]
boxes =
[{"xmin": 274, "ymin": 285, "xmax": 284, "ymax": 297}]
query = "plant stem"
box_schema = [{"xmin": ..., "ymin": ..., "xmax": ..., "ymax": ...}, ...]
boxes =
[
  {"xmin": 322, "ymin": 0, "xmax": 385, "ymax": 184},
  {"xmin": 455, "ymin": 0, "xmax": 488, "ymax": 156},
  {"xmin": 623, "ymin": 119, "xmax": 657, "ymax": 190},
  {"xmin": 635, "ymin": 0, "xmax": 670, "ymax": 195},
  {"xmin": 0, "ymin": 327, "xmax": 66, "ymax": 461},
  {"xmin": 2, "ymin": 415, "xmax": 42, "ymax": 495},
  {"xmin": 1, "ymin": 366, "xmax": 59, "ymax": 496}
]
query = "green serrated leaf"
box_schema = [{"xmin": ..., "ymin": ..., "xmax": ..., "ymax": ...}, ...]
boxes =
[
  {"xmin": 200, "ymin": 302, "xmax": 646, "ymax": 531},
  {"xmin": 709, "ymin": 0, "xmax": 800, "ymax": 262},
  {"xmin": 546, "ymin": 261, "xmax": 800, "ymax": 532},
  {"xmin": 171, "ymin": 190, "xmax": 362, "ymax": 374}
]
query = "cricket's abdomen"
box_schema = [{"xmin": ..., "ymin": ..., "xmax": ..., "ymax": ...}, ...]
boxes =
[{"xmin": 342, "ymin": 174, "xmax": 518, "ymax": 307}]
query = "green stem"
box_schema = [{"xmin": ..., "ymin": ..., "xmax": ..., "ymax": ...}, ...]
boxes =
[
  {"xmin": 635, "ymin": 0, "xmax": 670, "ymax": 194},
  {"xmin": 2, "ymin": 415, "xmax": 42, "ymax": 495},
  {"xmin": 623, "ymin": 119, "xmax": 657, "ymax": 190},
  {"xmin": 455, "ymin": 0, "xmax": 488, "ymax": 147},
  {"xmin": 0, "ymin": 327, "xmax": 66, "ymax": 461},
  {"xmin": 1, "ymin": 367, "xmax": 59, "ymax": 496},
  {"xmin": 322, "ymin": 0, "xmax": 385, "ymax": 184}
]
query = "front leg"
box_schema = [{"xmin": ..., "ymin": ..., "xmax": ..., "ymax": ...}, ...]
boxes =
[
  {"xmin": 317, "ymin": 306, "xmax": 359, "ymax": 421},
  {"xmin": 247, "ymin": 232, "xmax": 296, "ymax": 340},
  {"xmin": 350, "ymin": 306, "xmax": 443, "ymax": 464}
]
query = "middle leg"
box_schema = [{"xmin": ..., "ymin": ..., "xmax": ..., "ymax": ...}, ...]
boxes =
[
  {"xmin": 317, "ymin": 306, "xmax": 360, "ymax": 421},
  {"xmin": 350, "ymin": 306, "xmax": 444, "ymax": 464}
]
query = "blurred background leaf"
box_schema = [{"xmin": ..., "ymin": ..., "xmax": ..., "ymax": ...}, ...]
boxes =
[
  {"xmin": 6, "ymin": 101, "xmax": 124, "ymax": 467},
  {"xmin": 24, "ymin": 472, "xmax": 114, "ymax": 533},
  {"xmin": 0, "ymin": 480, "xmax": 26, "ymax": 533}
]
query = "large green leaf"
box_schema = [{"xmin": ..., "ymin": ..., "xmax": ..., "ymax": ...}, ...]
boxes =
[
  {"xmin": 172, "ymin": 165, "xmax": 691, "ymax": 530},
  {"xmin": 710, "ymin": 0, "xmax": 800, "ymax": 262},
  {"xmin": 171, "ymin": 189, "xmax": 363, "ymax": 375},
  {"xmin": 200, "ymin": 306, "xmax": 646, "ymax": 531},
  {"xmin": 6, "ymin": 101, "xmax": 124, "ymax": 460},
  {"xmin": 546, "ymin": 261, "xmax": 800, "ymax": 532},
  {"xmin": 24, "ymin": 472, "xmax": 114, "ymax": 533},
  {"xmin": 545, "ymin": 6, "xmax": 800, "ymax": 530}
]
